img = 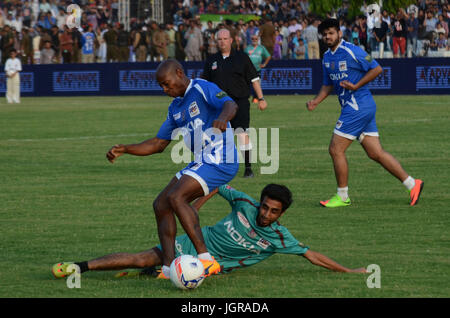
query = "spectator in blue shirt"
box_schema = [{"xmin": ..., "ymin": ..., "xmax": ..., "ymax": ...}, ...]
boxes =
[
  {"xmin": 44, "ymin": 11, "xmax": 56, "ymax": 30},
  {"xmin": 81, "ymin": 24, "xmax": 95, "ymax": 63},
  {"xmin": 246, "ymin": 20, "xmax": 259, "ymax": 46},
  {"xmin": 406, "ymin": 10, "xmax": 419, "ymax": 57}
]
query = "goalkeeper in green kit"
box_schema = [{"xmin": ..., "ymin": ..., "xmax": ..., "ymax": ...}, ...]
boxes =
[{"xmin": 52, "ymin": 184, "xmax": 366, "ymax": 279}]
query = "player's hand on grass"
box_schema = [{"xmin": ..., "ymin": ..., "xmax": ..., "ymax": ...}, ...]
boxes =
[
  {"xmin": 349, "ymin": 267, "xmax": 368, "ymax": 273},
  {"xmin": 306, "ymin": 99, "xmax": 318, "ymax": 111},
  {"xmin": 340, "ymin": 80, "xmax": 358, "ymax": 91},
  {"xmin": 107, "ymin": 144, "xmax": 126, "ymax": 163},
  {"xmin": 258, "ymin": 99, "xmax": 267, "ymax": 111}
]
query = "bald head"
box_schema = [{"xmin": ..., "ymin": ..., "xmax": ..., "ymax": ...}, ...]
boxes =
[
  {"xmin": 216, "ymin": 28, "xmax": 231, "ymax": 39},
  {"xmin": 156, "ymin": 59, "xmax": 190, "ymax": 98},
  {"xmin": 156, "ymin": 59, "xmax": 185, "ymax": 79},
  {"xmin": 216, "ymin": 28, "xmax": 233, "ymax": 55}
]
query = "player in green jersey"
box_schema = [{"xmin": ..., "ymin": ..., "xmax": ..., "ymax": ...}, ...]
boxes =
[{"xmin": 52, "ymin": 184, "xmax": 366, "ymax": 279}]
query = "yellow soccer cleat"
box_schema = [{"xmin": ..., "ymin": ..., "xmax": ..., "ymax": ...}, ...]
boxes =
[
  {"xmin": 320, "ymin": 194, "xmax": 351, "ymax": 208},
  {"xmin": 51, "ymin": 262, "xmax": 75, "ymax": 279},
  {"xmin": 199, "ymin": 257, "xmax": 221, "ymax": 277}
]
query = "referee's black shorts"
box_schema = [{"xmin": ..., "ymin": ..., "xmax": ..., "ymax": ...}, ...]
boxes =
[{"xmin": 230, "ymin": 98, "xmax": 250, "ymax": 131}]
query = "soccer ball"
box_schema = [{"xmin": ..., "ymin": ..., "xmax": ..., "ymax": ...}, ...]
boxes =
[{"xmin": 169, "ymin": 255, "xmax": 205, "ymax": 290}]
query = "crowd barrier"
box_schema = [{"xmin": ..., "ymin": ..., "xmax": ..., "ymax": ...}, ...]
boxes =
[{"xmin": 0, "ymin": 58, "xmax": 448, "ymax": 97}]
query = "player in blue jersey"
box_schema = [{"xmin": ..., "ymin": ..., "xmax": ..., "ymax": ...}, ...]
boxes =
[
  {"xmin": 306, "ymin": 19, "xmax": 423, "ymax": 208},
  {"xmin": 105, "ymin": 59, "xmax": 239, "ymax": 278},
  {"xmin": 52, "ymin": 184, "xmax": 367, "ymax": 279}
]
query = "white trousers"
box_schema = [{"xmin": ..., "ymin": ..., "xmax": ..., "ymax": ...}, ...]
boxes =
[{"xmin": 7, "ymin": 73, "xmax": 21, "ymax": 103}]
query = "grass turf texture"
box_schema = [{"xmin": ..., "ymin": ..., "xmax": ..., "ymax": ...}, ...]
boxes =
[{"xmin": 0, "ymin": 95, "xmax": 449, "ymax": 298}]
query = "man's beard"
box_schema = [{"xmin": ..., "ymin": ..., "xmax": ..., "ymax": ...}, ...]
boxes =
[{"xmin": 326, "ymin": 37, "xmax": 341, "ymax": 48}]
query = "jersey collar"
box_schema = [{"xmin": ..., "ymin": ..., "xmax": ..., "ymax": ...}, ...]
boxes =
[
  {"xmin": 222, "ymin": 48, "xmax": 237, "ymax": 59},
  {"xmin": 183, "ymin": 79, "xmax": 194, "ymax": 96}
]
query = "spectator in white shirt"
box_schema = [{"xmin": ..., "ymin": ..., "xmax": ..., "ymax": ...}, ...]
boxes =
[
  {"xmin": 39, "ymin": 0, "xmax": 52, "ymax": 14},
  {"xmin": 304, "ymin": 18, "xmax": 320, "ymax": 59},
  {"xmin": 288, "ymin": 17, "xmax": 302, "ymax": 34},
  {"xmin": 4, "ymin": 49, "xmax": 22, "ymax": 104},
  {"xmin": 56, "ymin": 8, "xmax": 67, "ymax": 30}
]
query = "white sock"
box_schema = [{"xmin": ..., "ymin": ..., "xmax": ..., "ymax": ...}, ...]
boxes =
[
  {"xmin": 162, "ymin": 265, "xmax": 170, "ymax": 278},
  {"xmin": 402, "ymin": 176, "xmax": 415, "ymax": 191},
  {"xmin": 197, "ymin": 252, "xmax": 213, "ymax": 261},
  {"xmin": 337, "ymin": 187, "xmax": 349, "ymax": 201}
]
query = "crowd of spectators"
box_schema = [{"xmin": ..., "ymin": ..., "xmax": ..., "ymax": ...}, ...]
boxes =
[{"xmin": 0, "ymin": 0, "xmax": 449, "ymax": 65}]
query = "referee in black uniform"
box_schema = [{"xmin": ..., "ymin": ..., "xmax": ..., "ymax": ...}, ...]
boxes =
[{"xmin": 202, "ymin": 28, "xmax": 267, "ymax": 178}]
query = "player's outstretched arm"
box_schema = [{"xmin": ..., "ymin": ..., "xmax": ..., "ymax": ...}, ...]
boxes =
[
  {"xmin": 306, "ymin": 85, "xmax": 334, "ymax": 111},
  {"xmin": 106, "ymin": 137, "xmax": 171, "ymax": 163},
  {"xmin": 213, "ymin": 100, "xmax": 238, "ymax": 132},
  {"xmin": 302, "ymin": 250, "xmax": 367, "ymax": 273}
]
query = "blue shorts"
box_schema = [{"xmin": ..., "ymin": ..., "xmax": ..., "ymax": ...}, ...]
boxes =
[
  {"xmin": 334, "ymin": 102, "xmax": 379, "ymax": 142},
  {"xmin": 176, "ymin": 161, "xmax": 239, "ymax": 195}
]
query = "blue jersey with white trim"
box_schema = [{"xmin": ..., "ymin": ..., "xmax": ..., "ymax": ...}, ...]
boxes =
[
  {"xmin": 322, "ymin": 40, "xmax": 379, "ymax": 111},
  {"xmin": 157, "ymin": 78, "xmax": 238, "ymax": 164}
]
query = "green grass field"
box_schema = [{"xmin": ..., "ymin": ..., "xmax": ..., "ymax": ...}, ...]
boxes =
[{"xmin": 0, "ymin": 95, "xmax": 449, "ymax": 298}]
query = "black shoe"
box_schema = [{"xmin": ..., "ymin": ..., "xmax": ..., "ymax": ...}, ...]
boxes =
[
  {"xmin": 140, "ymin": 266, "xmax": 160, "ymax": 277},
  {"xmin": 243, "ymin": 168, "xmax": 254, "ymax": 178},
  {"xmin": 114, "ymin": 266, "xmax": 159, "ymax": 278}
]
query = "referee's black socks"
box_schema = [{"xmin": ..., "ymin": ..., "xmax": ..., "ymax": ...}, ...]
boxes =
[{"xmin": 244, "ymin": 150, "xmax": 252, "ymax": 169}]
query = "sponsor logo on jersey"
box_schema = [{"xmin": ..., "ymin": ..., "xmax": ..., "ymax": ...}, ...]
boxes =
[
  {"xmin": 339, "ymin": 60, "xmax": 347, "ymax": 72},
  {"xmin": 324, "ymin": 62, "xmax": 330, "ymax": 68},
  {"xmin": 175, "ymin": 239, "xmax": 184, "ymax": 255},
  {"xmin": 329, "ymin": 72, "xmax": 348, "ymax": 81},
  {"xmin": 257, "ymin": 238, "xmax": 271, "ymax": 250},
  {"xmin": 237, "ymin": 211, "xmax": 251, "ymax": 229},
  {"xmin": 330, "ymin": 61, "xmax": 335, "ymax": 70},
  {"xmin": 224, "ymin": 220, "xmax": 260, "ymax": 254},
  {"xmin": 173, "ymin": 112, "xmax": 181, "ymax": 121},
  {"xmin": 215, "ymin": 91, "xmax": 227, "ymax": 99},
  {"xmin": 189, "ymin": 101, "xmax": 200, "ymax": 118}
]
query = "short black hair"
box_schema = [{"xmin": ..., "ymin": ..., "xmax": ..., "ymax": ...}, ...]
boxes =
[
  {"xmin": 260, "ymin": 184, "xmax": 293, "ymax": 211},
  {"xmin": 318, "ymin": 18, "xmax": 340, "ymax": 34}
]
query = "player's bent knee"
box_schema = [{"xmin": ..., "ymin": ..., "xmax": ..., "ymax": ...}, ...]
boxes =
[
  {"xmin": 153, "ymin": 196, "xmax": 171, "ymax": 215},
  {"xmin": 367, "ymin": 150, "xmax": 381, "ymax": 162},
  {"xmin": 167, "ymin": 191, "xmax": 185, "ymax": 211},
  {"xmin": 329, "ymin": 145, "xmax": 343, "ymax": 157}
]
